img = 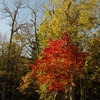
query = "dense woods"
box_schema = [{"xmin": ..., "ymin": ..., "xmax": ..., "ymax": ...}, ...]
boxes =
[{"xmin": 0, "ymin": 0, "xmax": 100, "ymax": 100}]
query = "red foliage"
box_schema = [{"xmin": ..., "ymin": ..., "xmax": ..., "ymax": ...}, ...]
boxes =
[{"xmin": 30, "ymin": 34, "xmax": 88, "ymax": 92}]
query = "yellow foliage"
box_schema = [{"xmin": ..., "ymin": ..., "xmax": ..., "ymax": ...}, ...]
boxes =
[
  {"xmin": 18, "ymin": 71, "xmax": 37, "ymax": 93},
  {"xmin": 38, "ymin": 0, "xmax": 100, "ymax": 48}
]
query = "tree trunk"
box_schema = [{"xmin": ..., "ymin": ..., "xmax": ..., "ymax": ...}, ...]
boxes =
[
  {"xmin": 74, "ymin": 79, "xmax": 81, "ymax": 100},
  {"xmin": 2, "ymin": 32, "xmax": 13, "ymax": 100}
]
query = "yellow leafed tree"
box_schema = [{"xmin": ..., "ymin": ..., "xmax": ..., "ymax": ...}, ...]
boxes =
[{"xmin": 38, "ymin": 0, "xmax": 100, "ymax": 48}]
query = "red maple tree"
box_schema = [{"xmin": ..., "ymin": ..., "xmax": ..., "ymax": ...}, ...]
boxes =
[{"xmin": 30, "ymin": 34, "xmax": 88, "ymax": 92}]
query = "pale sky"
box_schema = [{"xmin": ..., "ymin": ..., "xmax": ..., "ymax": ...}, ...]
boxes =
[{"xmin": 0, "ymin": 0, "xmax": 46, "ymax": 36}]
